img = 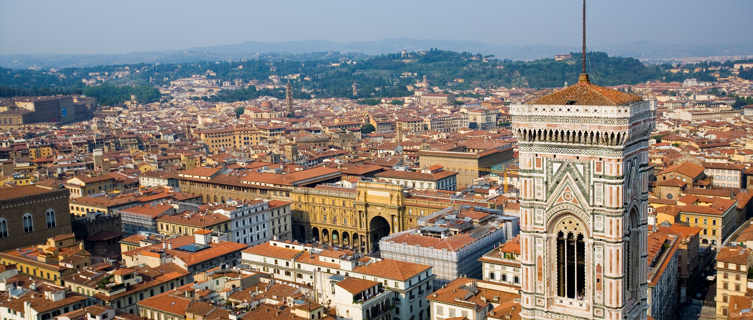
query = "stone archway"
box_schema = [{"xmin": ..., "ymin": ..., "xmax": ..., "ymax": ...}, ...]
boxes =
[
  {"xmin": 312, "ymin": 227, "xmax": 320, "ymax": 243},
  {"xmin": 332, "ymin": 230, "xmax": 340, "ymax": 246},
  {"xmin": 352, "ymin": 233, "xmax": 360, "ymax": 252},
  {"xmin": 342, "ymin": 231, "xmax": 350, "ymax": 247},
  {"xmin": 322, "ymin": 229, "xmax": 330, "ymax": 244},
  {"xmin": 292, "ymin": 224, "xmax": 306, "ymax": 242},
  {"xmin": 369, "ymin": 216, "xmax": 391, "ymax": 252}
]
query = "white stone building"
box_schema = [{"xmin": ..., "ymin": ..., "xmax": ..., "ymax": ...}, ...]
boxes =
[
  {"xmin": 241, "ymin": 240, "xmax": 434, "ymax": 320},
  {"xmin": 379, "ymin": 206, "xmax": 518, "ymax": 286},
  {"xmin": 332, "ymin": 277, "xmax": 394, "ymax": 320}
]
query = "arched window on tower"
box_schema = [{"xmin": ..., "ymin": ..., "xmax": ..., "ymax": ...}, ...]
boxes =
[
  {"xmin": 626, "ymin": 208, "xmax": 641, "ymax": 302},
  {"xmin": 556, "ymin": 217, "xmax": 586, "ymax": 300}
]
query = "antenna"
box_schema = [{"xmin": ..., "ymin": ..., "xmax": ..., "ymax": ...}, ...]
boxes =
[{"xmin": 582, "ymin": 0, "xmax": 587, "ymax": 75}]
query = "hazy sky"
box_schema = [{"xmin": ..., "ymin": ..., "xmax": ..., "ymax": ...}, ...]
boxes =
[{"xmin": 1, "ymin": 0, "xmax": 751, "ymax": 55}]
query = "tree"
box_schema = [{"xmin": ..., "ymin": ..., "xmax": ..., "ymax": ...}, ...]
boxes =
[
  {"xmin": 360, "ymin": 124, "xmax": 375, "ymax": 134},
  {"xmin": 732, "ymin": 95, "xmax": 753, "ymax": 109},
  {"xmin": 234, "ymin": 107, "xmax": 245, "ymax": 118},
  {"xmin": 468, "ymin": 122, "xmax": 478, "ymax": 129},
  {"xmin": 740, "ymin": 68, "xmax": 753, "ymax": 81},
  {"xmin": 390, "ymin": 99, "xmax": 403, "ymax": 105},
  {"xmin": 360, "ymin": 98, "xmax": 380, "ymax": 106}
]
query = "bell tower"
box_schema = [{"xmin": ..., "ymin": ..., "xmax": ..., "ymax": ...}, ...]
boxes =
[{"xmin": 511, "ymin": 1, "xmax": 654, "ymax": 319}]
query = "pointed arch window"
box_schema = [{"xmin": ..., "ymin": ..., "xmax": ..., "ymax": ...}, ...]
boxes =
[
  {"xmin": 0, "ymin": 218, "xmax": 8, "ymax": 238},
  {"xmin": 626, "ymin": 208, "xmax": 641, "ymax": 301},
  {"xmin": 23, "ymin": 213, "xmax": 33, "ymax": 233},
  {"xmin": 555, "ymin": 217, "xmax": 586, "ymax": 300}
]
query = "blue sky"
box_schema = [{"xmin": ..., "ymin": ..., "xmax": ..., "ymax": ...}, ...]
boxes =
[{"xmin": 1, "ymin": 0, "xmax": 751, "ymax": 54}]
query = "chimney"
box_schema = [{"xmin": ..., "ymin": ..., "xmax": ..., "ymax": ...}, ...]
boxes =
[
  {"xmin": 167, "ymin": 241, "xmax": 172, "ymax": 250},
  {"xmin": 195, "ymin": 229, "xmax": 211, "ymax": 245}
]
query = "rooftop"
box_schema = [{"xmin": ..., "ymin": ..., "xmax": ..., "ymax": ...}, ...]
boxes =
[{"xmin": 528, "ymin": 74, "xmax": 642, "ymax": 106}]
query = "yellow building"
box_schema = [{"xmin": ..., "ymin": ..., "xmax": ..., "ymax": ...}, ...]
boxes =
[
  {"xmin": 65, "ymin": 175, "xmax": 117, "ymax": 198},
  {"xmin": 418, "ymin": 144, "xmax": 514, "ymax": 188},
  {"xmin": 677, "ymin": 197, "xmax": 739, "ymax": 248},
  {"xmin": 180, "ymin": 153, "xmax": 202, "ymax": 170},
  {"xmin": 0, "ymin": 233, "xmax": 91, "ymax": 285},
  {"xmin": 28, "ymin": 144, "xmax": 54, "ymax": 160},
  {"xmin": 198, "ymin": 127, "xmax": 264, "ymax": 153},
  {"xmin": 291, "ymin": 181, "xmax": 476, "ymax": 253},
  {"xmin": 716, "ymin": 247, "xmax": 753, "ymax": 319},
  {"xmin": 157, "ymin": 212, "xmax": 230, "ymax": 237},
  {"xmin": 68, "ymin": 188, "xmax": 200, "ymax": 217},
  {"xmin": 1, "ymin": 173, "xmax": 35, "ymax": 186},
  {"xmin": 64, "ymin": 173, "xmax": 138, "ymax": 198}
]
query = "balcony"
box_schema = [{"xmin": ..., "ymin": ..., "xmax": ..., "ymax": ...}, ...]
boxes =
[{"xmin": 353, "ymin": 287, "xmax": 390, "ymax": 304}]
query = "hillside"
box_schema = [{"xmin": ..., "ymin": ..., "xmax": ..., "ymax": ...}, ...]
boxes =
[{"xmin": 0, "ymin": 50, "xmax": 733, "ymax": 104}]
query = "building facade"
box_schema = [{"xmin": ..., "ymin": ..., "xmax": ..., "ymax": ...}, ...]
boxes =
[
  {"xmin": 0, "ymin": 185, "xmax": 72, "ymax": 251},
  {"xmin": 418, "ymin": 145, "xmax": 514, "ymax": 188},
  {"xmin": 241, "ymin": 240, "xmax": 434, "ymax": 320},
  {"xmin": 511, "ymin": 74, "xmax": 654, "ymax": 320},
  {"xmin": 715, "ymin": 247, "xmax": 753, "ymax": 319},
  {"xmin": 379, "ymin": 206, "xmax": 518, "ymax": 286},
  {"xmin": 480, "ymin": 235, "xmax": 522, "ymax": 290}
]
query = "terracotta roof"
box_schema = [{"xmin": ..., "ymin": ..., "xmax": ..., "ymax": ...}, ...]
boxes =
[
  {"xmin": 528, "ymin": 75, "xmax": 642, "ymax": 106},
  {"xmin": 120, "ymin": 204, "xmax": 174, "ymax": 218},
  {"xmin": 138, "ymin": 292, "xmax": 191, "ymax": 315},
  {"xmin": 0, "ymin": 185, "xmax": 59, "ymax": 201},
  {"xmin": 242, "ymin": 242, "xmax": 302, "ymax": 260},
  {"xmin": 157, "ymin": 211, "xmax": 230, "ymax": 228},
  {"xmin": 336, "ymin": 277, "xmax": 379, "ymax": 295},
  {"xmin": 428, "ymin": 278, "xmax": 518, "ymax": 311},
  {"xmin": 228, "ymin": 283, "xmax": 302, "ymax": 304},
  {"xmin": 179, "ymin": 167, "xmax": 221, "ymax": 178},
  {"xmin": 733, "ymin": 222, "xmax": 753, "ymax": 243},
  {"xmin": 353, "ymin": 259, "xmax": 430, "ymax": 281},
  {"xmin": 338, "ymin": 164, "xmax": 385, "ymax": 176},
  {"xmin": 659, "ymin": 162, "xmax": 705, "ymax": 179},
  {"xmin": 489, "ymin": 300, "xmax": 521, "ymax": 320},
  {"xmin": 124, "ymin": 236, "xmax": 247, "ymax": 267},
  {"xmin": 389, "ymin": 230, "xmax": 479, "ymax": 251},
  {"xmin": 647, "ymin": 233, "xmax": 669, "ymax": 267},
  {"xmin": 717, "ymin": 247, "xmax": 751, "ymax": 267},
  {"xmin": 656, "ymin": 178, "xmax": 686, "ymax": 188},
  {"xmin": 658, "ymin": 224, "xmax": 700, "ymax": 241},
  {"xmin": 376, "ymin": 169, "xmax": 456, "ymax": 182},
  {"xmin": 120, "ymin": 234, "xmax": 147, "ymax": 244},
  {"xmin": 728, "ymin": 295, "xmax": 753, "ymax": 320},
  {"xmin": 268, "ymin": 200, "xmax": 292, "ymax": 208},
  {"xmin": 500, "ymin": 235, "xmax": 521, "ymax": 255}
]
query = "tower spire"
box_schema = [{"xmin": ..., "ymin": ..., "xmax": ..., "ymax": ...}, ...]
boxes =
[{"xmin": 579, "ymin": 0, "xmax": 590, "ymax": 83}]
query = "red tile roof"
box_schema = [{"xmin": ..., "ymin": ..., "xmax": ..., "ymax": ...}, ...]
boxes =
[
  {"xmin": 353, "ymin": 259, "xmax": 430, "ymax": 281},
  {"xmin": 528, "ymin": 75, "xmax": 642, "ymax": 106},
  {"xmin": 336, "ymin": 277, "xmax": 379, "ymax": 295},
  {"xmin": 242, "ymin": 242, "xmax": 302, "ymax": 260}
]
